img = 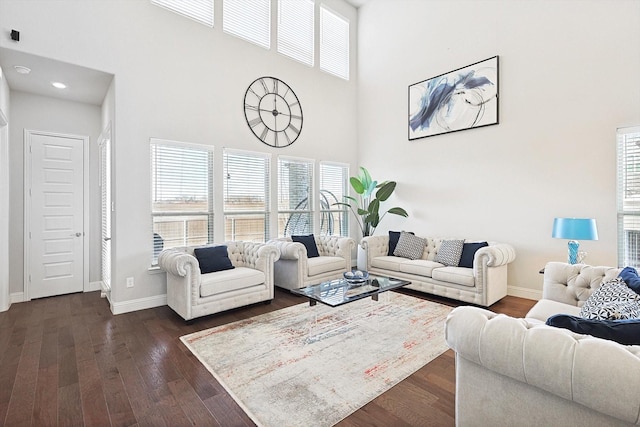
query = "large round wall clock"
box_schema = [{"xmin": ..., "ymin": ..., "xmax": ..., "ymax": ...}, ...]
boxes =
[{"xmin": 243, "ymin": 76, "xmax": 303, "ymax": 148}]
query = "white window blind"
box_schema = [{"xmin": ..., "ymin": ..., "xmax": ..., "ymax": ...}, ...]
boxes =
[
  {"xmin": 320, "ymin": 162, "xmax": 349, "ymax": 236},
  {"xmin": 278, "ymin": 0, "xmax": 314, "ymax": 66},
  {"xmin": 617, "ymin": 126, "xmax": 640, "ymax": 268},
  {"xmin": 278, "ymin": 157, "xmax": 313, "ymax": 236},
  {"xmin": 320, "ymin": 5, "xmax": 349, "ymax": 80},
  {"xmin": 150, "ymin": 139, "xmax": 214, "ymax": 264},
  {"xmin": 223, "ymin": 149, "xmax": 271, "ymax": 242},
  {"xmin": 99, "ymin": 135, "xmax": 111, "ymax": 292},
  {"xmin": 223, "ymin": 0, "xmax": 271, "ymax": 49},
  {"xmin": 151, "ymin": 0, "xmax": 214, "ymax": 27}
]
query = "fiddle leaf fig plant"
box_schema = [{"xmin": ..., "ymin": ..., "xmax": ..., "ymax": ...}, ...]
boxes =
[{"xmin": 334, "ymin": 166, "xmax": 408, "ymax": 237}]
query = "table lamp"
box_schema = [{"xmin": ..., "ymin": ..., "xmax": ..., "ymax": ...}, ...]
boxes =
[{"xmin": 552, "ymin": 218, "xmax": 598, "ymax": 264}]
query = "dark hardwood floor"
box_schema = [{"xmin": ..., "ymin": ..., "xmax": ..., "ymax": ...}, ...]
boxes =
[{"xmin": 0, "ymin": 288, "xmax": 535, "ymax": 427}]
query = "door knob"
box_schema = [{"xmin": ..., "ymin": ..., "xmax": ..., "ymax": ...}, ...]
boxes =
[{"xmin": 75, "ymin": 232, "xmax": 82, "ymax": 237}]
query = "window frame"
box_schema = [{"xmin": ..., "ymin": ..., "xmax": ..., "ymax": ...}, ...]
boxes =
[
  {"xmin": 150, "ymin": 139, "xmax": 215, "ymax": 265},
  {"xmin": 223, "ymin": 148, "xmax": 272, "ymax": 243},
  {"xmin": 319, "ymin": 161, "xmax": 349, "ymax": 237},
  {"xmin": 277, "ymin": 156, "xmax": 315, "ymax": 237},
  {"xmin": 319, "ymin": 5, "xmax": 350, "ymax": 80},
  {"xmin": 617, "ymin": 126, "xmax": 640, "ymax": 268}
]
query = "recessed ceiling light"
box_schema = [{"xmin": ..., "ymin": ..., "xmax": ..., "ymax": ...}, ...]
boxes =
[
  {"xmin": 51, "ymin": 81, "xmax": 67, "ymax": 89},
  {"xmin": 14, "ymin": 65, "xmax": 31, "ymax": 74}
]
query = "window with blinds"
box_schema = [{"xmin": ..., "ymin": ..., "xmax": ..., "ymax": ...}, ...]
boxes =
[
  {"xmin": 223, "ymin": 149, "xmax": 271, "ymax": 242},
  {"xmin": 277, "ymin": 0, "xmax": 314, "ymax": 66},
  {"xmin": 278, "ymin": 157, "xmax": 313, "ymax": 236},
  {"xmin": 320, "ymin": 162, "xmax": 349, "ymax": 236},
  {"xmin": 151, "ymin": 0, "xmax": 214, "ymax": 27},
  {"xmin": 319, "ymin": 5, "xmax": 349, "ymax": 80},
  {"xmin": 150, "ymin": 139, "xmax": 214, "ymax": 264},
  {"xmin": 617, "ymin": 126, "xmax": 640, "ymax": 268},
  {"xmin": 223, "ymin": 0, "xmax": 270, "ymax": 49}
]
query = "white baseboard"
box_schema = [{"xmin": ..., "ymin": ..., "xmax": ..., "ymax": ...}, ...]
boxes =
[
  {"xmin": 111, "ymin": 294, "xmax": 167, "ymax": 315},
  {"xmin": 10, "ymin": 292, "xmax": 24, "ymax": 303},
  {"xmin": 508, "ymin": 285, "xmax": 542, "ymax": 301}
]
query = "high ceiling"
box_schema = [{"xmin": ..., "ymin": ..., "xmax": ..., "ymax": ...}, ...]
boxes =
[{"xmin": 0, "ymin": 47, "xmax": 113, "ymax": 106}]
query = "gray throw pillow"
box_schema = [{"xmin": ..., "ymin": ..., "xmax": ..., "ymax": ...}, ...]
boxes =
[
  {"xmin": 434, "ymin": 239, "xmax": 465, "ymax": 266},
  {"xmin": 393, "ymin": 231, "xmax": 425, "ymax": 260},
  {"xmin": 579, "ymin": 278, "xmax": 640, "ymax": 320}
]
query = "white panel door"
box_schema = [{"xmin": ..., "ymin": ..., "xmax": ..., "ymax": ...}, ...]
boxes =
[{"xmin": 28, "ymin": 132, "xmax": 85, "ymax": 299}]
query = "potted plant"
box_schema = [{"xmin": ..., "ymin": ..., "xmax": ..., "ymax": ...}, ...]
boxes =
[{"xmin": 334, "ymin": 166, "xmax": 409, "ymax": 238}]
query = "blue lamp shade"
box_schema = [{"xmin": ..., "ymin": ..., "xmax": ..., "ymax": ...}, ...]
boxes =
[{"xmin": 552, "ymin": 218, "xmax": 598, "ymax": 264}]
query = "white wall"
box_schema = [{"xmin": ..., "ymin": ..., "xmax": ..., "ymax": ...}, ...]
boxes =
[
  {"xmin": 357, "ymin": 0, "xmax": 640, "ymax": 297},
  {"xmin": 0, "ymin": 0, "xmax": 358, "ymax": 311},
  {"xmin": 8, "ymin": 91, "xmax": 102, "ymax": 297},
  {"xmin": 0, "ymin": 65, "xmax": 9, "ymax": 311}
]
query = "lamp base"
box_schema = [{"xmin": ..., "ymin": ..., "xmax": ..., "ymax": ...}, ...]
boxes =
[{"xmin": 567, "ymin": 240, "xmax": 579, "ymax": 264}]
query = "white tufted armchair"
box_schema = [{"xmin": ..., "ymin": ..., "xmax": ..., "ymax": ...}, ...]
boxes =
[
  {"xmin": 158, "ymin": 241, "xmax": 280, "ymax": 321},
  {"xmin": 267, "ymin": 235, "xmax": 356, "ymax": 290}
]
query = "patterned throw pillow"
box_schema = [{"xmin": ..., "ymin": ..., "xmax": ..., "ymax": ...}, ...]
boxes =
[
  {"xmin": 393, "ymin": 231, "xmax": 425, "ymax": 260},
  {"xmin": 579, "ymin": 278, "xmax": 640, "ymax": 320},
  {"xmin": 434, "ymin": 239, "xmax": 465, "ymax": 267}
]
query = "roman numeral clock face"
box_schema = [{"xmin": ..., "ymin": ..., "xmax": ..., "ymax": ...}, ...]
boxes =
[{"xmin": 244, "ymin": 77, "xmax": 303, "ymax": 148}]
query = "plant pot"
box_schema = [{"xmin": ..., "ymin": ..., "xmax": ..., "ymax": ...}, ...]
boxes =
[{"xmin": 357, "ymin": 243, "xmax": 367, "ymax": 271}]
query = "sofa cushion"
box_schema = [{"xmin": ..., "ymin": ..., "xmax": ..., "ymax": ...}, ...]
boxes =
[
  {"xmin": 371, "ymin": 255, "xmax": 410, "ymax": 271},
  {"xmin": 200, "ymin": 266, "xmax": 265, "ymax": 297},
  {"xmin": 434, "ymin": 239, "xmax": 464, "ymax": 266},
  {"xmin": 398, "ymin": 259, "xmax": 444, "ymax": 278},
  {"xmin": 388, "ymin": 230, "xmax": 414, "ymax": 256},
  {"xmin": 579, "ymin": 278, "xmax": 640, "ymax": 320},
  {"xmin": 292, "ymin": 234, "xmax": 320, "ymax": 258},
  {"xmin": 546, "ymin": 314, "xmax": 640, "ymax": 345},
  {"xmin": 194, "ymin": 245, "xmax": 235, "ymax": 274},
  {"xmin": 307, "ymin": 256, "xmax": 345, "ymax": 277},
  {"xmin": 619, "ymin": 266, "xmax": 640, "ymax": 295},
  {"xmin": 432, "ymin": 266, "xmax": 475, "ymax": 287},
  {"xmin": 393, "ymin": 231, "xmax": 425, "ymax": 260},
  {"xmin": 459, "ymin": 242, "xmax": 489, "ymax": 268}
]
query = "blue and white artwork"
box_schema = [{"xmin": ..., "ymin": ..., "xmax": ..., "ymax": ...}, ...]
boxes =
[{"xmin": 408, "ymin": 56, "xmax": 498, "ymax": 140}]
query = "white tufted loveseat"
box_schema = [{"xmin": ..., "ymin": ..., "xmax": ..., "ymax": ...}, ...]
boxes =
[
  {"xmin": 445, "ymin": 262, "xmax": 640, "ymax": 427},
  {"xmin": 267, "ymin": 235, "xmax": 355, "ymax": 290},
  {"xmin": 361, "ymin": 235, "xmax": 516, "ymax": 306},
  {"xmin": 158, "ymin": 241, "xmax": 280, "ymax": 321}
]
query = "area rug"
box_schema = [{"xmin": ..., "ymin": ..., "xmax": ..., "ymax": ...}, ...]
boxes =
[{"xmin": 181, "ymin": 292, "xmax": 452, "ymax": 427}]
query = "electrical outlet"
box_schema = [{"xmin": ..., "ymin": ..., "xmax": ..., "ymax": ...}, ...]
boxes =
[{"xmin": 126, "ymin": 277, "xmax": 134, "ymax": 288}]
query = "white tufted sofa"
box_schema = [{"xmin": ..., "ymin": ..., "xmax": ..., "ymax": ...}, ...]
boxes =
[
  {"xmin": 158, "ymin": 241, "xmax": 280, "ymax": 321},
  {"xmin": 267, "ymin": 235, "xmax": 355, "ymax": 290},
  {"xmin": 361, "ymin": 235, "xmax": 516, "ymax": 306},
  {"xmin": 445, "ymin": 262, "xmax": 640, "ymax": 427}
]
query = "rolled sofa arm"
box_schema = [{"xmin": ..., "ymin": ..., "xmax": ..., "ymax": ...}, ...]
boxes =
[
  {"xmin": 445, "ymin": 306, "xmax": 640, "ymax": 425},
  {"xmin": 475, "ymin": 242, "xmax": 516, "ymax": 267},
  {"xmin": 361, "ymin": 236, "xmax": 389, "ymax": 270},
  {"xmin": 267, "ymin": 240, "xmax": 306, "ymax": 260},
  {"xmin": 158, "ymin": 248, "xmax": 200, "ymax": 281}
]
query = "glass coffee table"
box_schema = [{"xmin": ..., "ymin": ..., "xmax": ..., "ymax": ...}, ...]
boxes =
[
  {"xmin": 292, "ymin": 275, "xmax": 411, "ymax": 307},
  {"xmin": 292, "ymin": 276, "xmax": 411, "ymax": 343}
]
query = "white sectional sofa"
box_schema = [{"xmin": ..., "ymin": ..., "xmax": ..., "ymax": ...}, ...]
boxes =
[
  {"xmin": 158, "ymin": 241, "xmax": 280, "ymax": 321},
  {"xmin": 361, "ymin": 233, "xmax": 516, "ymax": 306},
  {"xmin": 445, "ymin": 262, "xmax": 640, "ymax": 427}
]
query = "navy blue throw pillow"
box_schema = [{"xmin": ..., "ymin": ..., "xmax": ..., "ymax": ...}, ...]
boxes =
[
  {"xmin": 292, "ymin": 234, "xmax": 320, "ymax": 258},
  {"xmin": 388, "ymin": 231, "xmax": 414, "ymax": 256},
  {"xmin": 619, "ymin": 266, "xmax": 640, "ymax": 295},
  {"xmin": 458, "ymin": 242, "xmax": 489, "ymax": 268},
  {"xmin": 194, "ymin": 245, "xmax": 235, "ymax": 274},
  {"xmin": 546, "ymin": 314, "xmax": 640, "ymax": 345}
]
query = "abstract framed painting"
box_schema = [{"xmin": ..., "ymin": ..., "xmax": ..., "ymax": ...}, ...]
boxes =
[{"xmin": 408, "ymin": 56, "xmax": 499, "ymax": 140}]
